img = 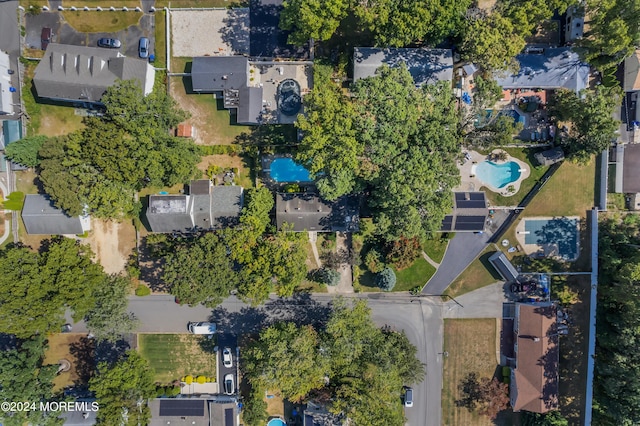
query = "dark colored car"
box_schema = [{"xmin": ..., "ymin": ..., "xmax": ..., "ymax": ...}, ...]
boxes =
[
  {"xmin": 41, "ymin": 27, "xmax": 52, "ymax": 50},
  {"xmin": 97, "ymin": 38, "xmax": 121, "ymax": 48},
  {"xmin": 138, "ymin": 37, "xmax": 149, "ymax": 58}
]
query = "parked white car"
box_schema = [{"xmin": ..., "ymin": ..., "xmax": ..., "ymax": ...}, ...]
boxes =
[{"xmin": 222, "ymin": 347, "xmax": 233, "ymax": 368}]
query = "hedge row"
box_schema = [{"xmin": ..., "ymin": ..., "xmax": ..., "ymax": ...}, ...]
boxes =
[{"xmin": 198, "ymin": 145, "xmax": 242, "ymax": 156}]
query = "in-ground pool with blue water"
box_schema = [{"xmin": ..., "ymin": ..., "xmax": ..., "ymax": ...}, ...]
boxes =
[
  {"xmin": 267, "ymin": 419, "xmax": 286, "ymax": 426},
  {"xmin": 524, "ymin": 218, "xmax": 579, "ymax": 260},
  {"xmin": 476, "ymin": 161, "xmax": 521, "ymax": 189},
  {"xmin": 269, "ymin": 158, "xmax": 312, "ymax": 182}
]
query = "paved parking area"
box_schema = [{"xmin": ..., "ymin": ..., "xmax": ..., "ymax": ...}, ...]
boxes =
[
  {"xmin": 170, "ymin": 9, "xmax": 249, "ymax": 57},
  {"xmin": 25, "ymin": 10, "xmax": 155, "ymax": 59}
]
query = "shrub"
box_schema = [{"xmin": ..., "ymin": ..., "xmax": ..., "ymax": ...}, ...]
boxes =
[
  {"xmin": 284, "ymin": 183, "xmax": 301, "ymax": 193},
  {"xmin": 196, "ymin": 375, "xmax": 206, "ymax": 384},
  {"xmin": 183, "ymin": 375, "xmax": 193, "ymax": 385},
  {"xmin": 364, "ymin": 248, "xmax": 385, "ymax": 273},
  {"xmin": 207, "ymin": 164, "xmax": 223, "ymax": 179},
  {"xmin": 168, "ymin": 385, "xmax": 181, "ymax": 396},
  {"xmin": 198, "ymin": 144, "xmax": 242, "ymax": 156},
  {"xmin": 376, "ymin": 267, "xmax": 396, "ymax": 291},
  {"xmin": 410, "ymin": 286, "xmax": 422, "ymax": 295},
  {"xmin": 313, "ymin": 268, "xmax": 341, "ymax": 286},
  {"xmin": 155, "ymin": 386, "xmax": 165, "ymax": 397},
  {"xmin": 135, "ymin": 285, "xmax": 151, "ymax": 296},
  {"xmin": 385, "ymin": 237, "xmax": 421, "ymax": 270}
]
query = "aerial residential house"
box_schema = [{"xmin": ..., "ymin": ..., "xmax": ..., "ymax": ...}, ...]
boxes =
[
  {"xmin": 146, "ymin": 180, "xmax": 244, "ymax": 233},
  {"xmin": 509, "ymin": 303, "xmax": 559, "ymax": 413},
  {"xmin": 440, "ymin": 192, "xmax": 489, "ymax": 233},
  {"xmin": 21, "ymin": 194, "xmax": 91, "ymax": 235},
  {"xmin": 353, "ymin": 47, "xmax": 454, "ymax": 86},
  {"xmin": 612, "ymin": 143, "xmax": 640, "ymax": 209},
  {"xmin": 149, "ymin": 399, "xmax": 237, "ymax": 426},
  {"xmin": 494, "ymin": 48, "xmax": 589, "ymax": 94},
  {"xmin": 0, "ymin": 50, "xmax": 14, "ymax": 116},
  {"xmin": 276, "ymin": 193, "xmax": 359, "ymax": 232},
  {"xmin": 33, "ymin": 44, "xmax": 155, "ymax": 104}
]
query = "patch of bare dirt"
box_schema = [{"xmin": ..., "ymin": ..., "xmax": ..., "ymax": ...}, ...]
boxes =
[{"xmin": 86, "ymin": 220, "xmax": 134, "ymax": 274}]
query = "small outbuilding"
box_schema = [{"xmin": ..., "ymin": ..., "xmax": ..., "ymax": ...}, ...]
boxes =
[
  {"xmin": 488, "ymin": 251, "xmax": 519, "ymax": 283},
  {"xmin": 176, "ymin": 123, "xmax": 196, "ymax": 138},
  {"xmin": 534, "ymin": 147, "xmax": 564, "ymax": 166}
]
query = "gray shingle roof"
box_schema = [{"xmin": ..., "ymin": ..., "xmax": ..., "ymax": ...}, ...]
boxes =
[
  {"xmin": 276, "ymin": 193, "xmax": 359, "ymax": 232},
  {"xmin": 191, "ymin": 56, "xmax": 249, "ymax": 92},
  {"xmin": 353, "ymin": 48, "xmax": 453, "ymax": 85},
  {"xmin": 22, "ymin": 194, "xmax": 86, "ymax": 235},
  {"xmin": 488, "ymin": 251, "xmax": 519, "ymax": 282},
  {"xmin": 146, "ymin": 195, "xmax": 194, "ymax": 233},
  {"xmin": 623, "ymin": 143, "xmax": 640, "ymax": 193},
  {"xmin": 33, "ymin": 44, "xmax": 153, "ymax": 103},
  {"xmin": 211, "ymin": 186, "xmax": 244, "ymax": 228},
  {"xmin": 0, "ymin": 50, "xmax": 13, "ymax": 115},
  {"xmin": 494, "ymin": 48, "xmax": 589, "ymax": 92},
  {"xmin": 237, "ymin": 86, "xmax": 263, "ymax": 124}
]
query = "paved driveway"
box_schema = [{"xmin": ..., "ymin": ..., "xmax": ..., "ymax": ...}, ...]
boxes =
[{"xmin": 25, "ymin": 10, "xmax": 154, "ymax": 58}]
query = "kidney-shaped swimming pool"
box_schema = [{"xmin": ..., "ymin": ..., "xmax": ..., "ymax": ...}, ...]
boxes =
[{"xmin": 475, "ymin": 161, "xmax": 522, "ymax": 189}]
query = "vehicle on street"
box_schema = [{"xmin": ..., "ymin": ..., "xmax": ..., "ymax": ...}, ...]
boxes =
[
  {"xmin": 404, "ymin": 387, "xmax": 413, "ymax": 407},
  {"xmin": 188, "ymin": 322, "xmax": 216, "ymax": 335},
  {"xmin": 223, "ymin": 374, "xmax": 234, "ymax": 395},
  {"xmin": 97, "ymin": 38, "xmax": 121, "ymax": 48},
  {"xmin": 41, "ymin": 27, "xmax": 52, "ymax": 50},
  {"xmin": 222, "ymin": 347, "xmax": 233, "ymax": 368},
  {"xmin": 138, "ymin": 37, "xmax": 149, "ymax": 58}
]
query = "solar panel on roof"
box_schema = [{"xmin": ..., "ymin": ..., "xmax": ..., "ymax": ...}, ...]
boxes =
[
  {"xmin": 159, "ymin": 399, "xmax": 205, "ymax": 417},
  {"xmin": 441, "ymin": 215, "xmax": 453, "ymax": 231},
  {"xmin": 455, "ymin": 215, "xmax": 486, "ymax": 223},
  {"xmin": 469, "ymin": 192, "xmax": 485, "ymax": 200},
  {"xmin": 455, "ymin": 199, "xmax": 487, "ymax": 209},
  {"xmin": 455, "ymin": 222, "xmax": 485, "ymax": 231},
  {"xmin": 224, "ymin": 408, "xmax": 234, "ymax": 426}
]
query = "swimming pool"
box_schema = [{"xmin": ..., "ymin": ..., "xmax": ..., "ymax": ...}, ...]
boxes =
[
  {"xmin": 525, "ymin": 218, "xmax": 579, "ymax": 260},
  {"xmin": 269, "ymin": 158, "xmax": 312, "ymax": 183},
  {"xmin": 475, "ymin": 161, "xmax": 521, "ymax": 189},
  {"xmin": 267, "ymin": 419, "xmax": 286, "ymax": 426}
]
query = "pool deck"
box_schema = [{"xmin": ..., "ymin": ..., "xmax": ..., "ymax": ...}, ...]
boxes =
[
  {"xmin": 456, "ymin": 150, "xmax": 530, "ymax": 197},
  {"xmin": 515, "ymin": 215, "xmax": 580, "ymax": 260}
]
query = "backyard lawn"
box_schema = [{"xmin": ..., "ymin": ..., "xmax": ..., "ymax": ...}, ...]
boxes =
[
  {"xmin": 61, "ymin": 11, "xmax": 142, "ymax": 33},
  {"xmin": 43, "ymin": 334, "xmax": 88, "ymax": 391},
  {"xmin": 196, "ymin": 154, "xmax": 254, "ymax": 188},
  {"xmin": 356, "ymin": 257, "xmax": 436, "ymax": 292},
  {"xmin": 445, "ymin": 246, "xmax": 502, "ymax": 298},
  {"xmin": 481, "ymin": 147, "xmax": 550, "ymax": 207},
  {"xmin": 423, "ymin": 235, "xmax": 450, "ymax": 264},
  {"xmin": 138, "ymin": 334, "xmax": 217, "ymax": 383},
  {"xmin": 442, "ymin": 319, "xmax": 499, "ymax": 426},
  {"xmin": 170, "ymin": 73, "xmax": 251, "ymax": 145},
  {"xmin": 154, "ymin": 10, "xmax": 167, "ymax": 68}
]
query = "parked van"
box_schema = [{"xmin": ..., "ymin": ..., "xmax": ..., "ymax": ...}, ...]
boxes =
[{"xmin": 188, "ymin": 322, "xmax": 216, "ymax": 334}]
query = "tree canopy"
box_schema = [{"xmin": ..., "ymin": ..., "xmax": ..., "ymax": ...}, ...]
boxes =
[
  {"xmin": 0, "ymin": 336, "xmax": 61, "ymax": 426},
  {"xmin": 90, "ymin": 351, "xmax": 156, "ymax": 426},
  {"xmin": 85, "ymin": 275, "xmax": 139, "ymax": 342},
  {"xmin": 38, "ymin": 81, "xmax": 199, "ymax": 219},
  {"xmin": 549, "ymin": 86, "xmax": 621, "ymax": 163},
  {"xmin": 280, "ymin": 0, "xmax": 350, "ymax": 45},
  {"xmin": 0, "ymin": 238, "xmax": 106, "ymax": 338},
  {"xmin": 296, "ymin": 64, "xmax": 460, "ymax": 242},
  {"xmin": 594, "ymin": 214, "xmax": 640, "ymax": 425},
  {"xmin": 4, "ymin": 135, "xmax": 47, "ymax": 167},
  {"xmin": 242, "ymin": 298, "xmax": 425, "ymax": 424}
]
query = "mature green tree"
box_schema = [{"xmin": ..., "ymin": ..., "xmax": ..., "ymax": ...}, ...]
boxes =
[
  {"xmin": 355, "ymin": 0, "xmax": 472, "ymax": 47},
  {"xmin": 244, "ymin": 322, "xmax": 328, "ymax": 402},
  {"xmin": 280, "ymin": 0, "xmax": 350, "ymax": 45},
  {"xmin": 522, "ymin": 411, "xmax": 569, "ymax": 426},
  {"xmin": 500, "ymin": 0, "xmax": 576, "ymax": 37},
  {"xmin": 460, "ymin": 12, "xmax": 526, "ymax": 72},
  {"xmin": 472, "ymin": 76, "xmax": 503, "ymax": 110},
  {"xmin": 550, "ymin": 86, "xmax": 621, "ymax": 162},
  {"xmin": 580, "ymin": 0, "xmax": 640, "ymax": 70},
  {"xmin": 4, "ymin": 135, "xmax": 47, "ymax": 167},
  {"xmin": 298, "ymin": 65, "xmax": 460, "ymax": 241},
  {"xmin": 295, "ymin": 64, "xmax": 361, "ymax": 201},
  {"xmin": 38, "ymin": 81, "xmax": 198, "ymax": 219},
  {"xmin": 0, "ymin": 238, "xmax": 105, "ymax": 338},
  {"xmin": 90, "ymin": 351, "xmax": 155, "ymax": 426},
  {"xmin": 85, "ymin": 275, "xmax": 139, "ymax": 342},
  {"xmin": 0, "ymin": 336, "xmax": 61, "ymax": 426},
  {"xmin": 163, "ymin": 232, "xmax": 239, "ymax": 307}
]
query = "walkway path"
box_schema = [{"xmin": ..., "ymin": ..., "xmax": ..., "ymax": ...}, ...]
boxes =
[
  {"xmin": 421, "ymin": 251, "xmax": 440, "ymax": 268},
  {"xmin": 308, "ymin": 232, "xmax": 321, "ymax": 268},
  {"xmin": 329, "ymin": 232, "xmax": 354, "ymax": 294}
]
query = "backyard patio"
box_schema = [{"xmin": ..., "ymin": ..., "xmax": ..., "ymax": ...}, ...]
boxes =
[{"xmin": 457, "ymin": 150, "xmax": 531, "ymax": 198}]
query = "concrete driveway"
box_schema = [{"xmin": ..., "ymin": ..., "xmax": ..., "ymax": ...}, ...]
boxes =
[{"xmin": 25, "ymin": 10, "xmax": 154, "ymax": 58}]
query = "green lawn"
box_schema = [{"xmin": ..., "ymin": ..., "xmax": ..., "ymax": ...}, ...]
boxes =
[
  {"xmin": 607, "ymin": 193, "xmax": 626, "ymax": 211},
  {"xmin": 481, "ymin": 147, "xmax": 550, "ymax": 207},
  {"xmin": 61, "ymin": 11, "xmax": 142, "ymax": 33},
  {"xmin": 356, "ymin": 257, "xmax": 436, "ymax": 292},
  {"xmin": 154, "ymin": 10, "xmax": 167, "ymax": 68},
  {"xmin": 445, "ymin": 246, "xmax": 502, "ymax": 298},
  {"xmin": 138, "ymin": 334, "xmax": 217, "ymax": 384},
  {"xmin": 423, "ymin": 236, "xmax": 449, "ymax": 264}
]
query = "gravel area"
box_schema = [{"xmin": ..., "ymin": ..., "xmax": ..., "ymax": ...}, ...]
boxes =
[{"xmin": 170, "ymin": 9, "xmax": 249, "ymax": 56}]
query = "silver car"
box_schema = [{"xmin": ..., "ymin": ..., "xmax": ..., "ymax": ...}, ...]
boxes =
[{"xmin": 222, "ymin": 347, "xmax": 233, "ymax": 368}]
